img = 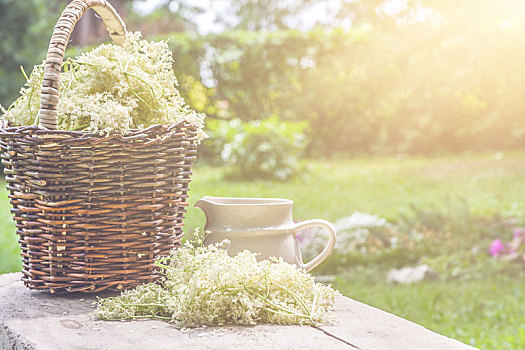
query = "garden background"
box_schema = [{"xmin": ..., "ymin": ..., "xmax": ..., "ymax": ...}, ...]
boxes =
[{"xmin": 1, "ymin": 0, "xmax": 525, "ymax": 348}]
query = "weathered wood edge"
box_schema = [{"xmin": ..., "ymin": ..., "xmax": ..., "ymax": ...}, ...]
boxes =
[{"xmin": 0, "ymin": 273, "xmax": 477, "ymax": 350}]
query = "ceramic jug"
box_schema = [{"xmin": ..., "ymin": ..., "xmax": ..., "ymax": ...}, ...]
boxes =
[{"xmin": 194, "ymin": 196, "xmax": 336, "ymax": 272}]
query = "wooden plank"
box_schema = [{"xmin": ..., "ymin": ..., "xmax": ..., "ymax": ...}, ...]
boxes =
[
  {"xmin": 0, "ymin": 273, "xmax": 475, "ymax": 350},
  {"xmin": 319, "ymin": 296, "xmax": 477, "ymax": 350}
]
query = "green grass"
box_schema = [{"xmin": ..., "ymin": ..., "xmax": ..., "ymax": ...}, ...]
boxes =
[
  {"xmin": 336, "ymin": 269, "xmax": 525, "ymax": 349},
  {"xmin": 0, "ymin": 179, "xmax": 20, "ymax": 274},
  {"xmin": 2, "ymin": 151, "xmax": 525, "ymax": 348},
  {"xmin": 185, "ymin": 151, "xmax": 525, "ymax": 228}
]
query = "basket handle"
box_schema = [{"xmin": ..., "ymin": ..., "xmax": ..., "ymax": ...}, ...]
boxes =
[{"xmin": 38, "ymin": 0, "xmax": 127, "ymax": 130}]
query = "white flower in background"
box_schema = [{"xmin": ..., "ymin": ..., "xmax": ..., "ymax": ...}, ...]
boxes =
[
  {"xmin": 298, "ymin": 212, "xmax": 393, "ymax": 260},
  {"xmin": 334, "ymin": 212, "xmax": 387, "ymax": 230}
]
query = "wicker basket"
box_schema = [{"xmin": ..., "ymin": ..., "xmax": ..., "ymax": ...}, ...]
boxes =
[{"xmin": 0, "ymin": 0, "xmax": 198, "ymax": 293}]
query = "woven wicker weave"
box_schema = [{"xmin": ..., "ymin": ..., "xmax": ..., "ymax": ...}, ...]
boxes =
[{"xmin": 0, "ymin": 0, "xmax": 199, "ymax": 293}]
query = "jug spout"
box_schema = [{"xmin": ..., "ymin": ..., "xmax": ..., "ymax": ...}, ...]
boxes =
[{"xmin": 194, "ymin": 196, "xmax": 216, "ymax": 218}]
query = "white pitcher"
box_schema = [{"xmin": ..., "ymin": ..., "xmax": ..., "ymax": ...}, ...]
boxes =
[{"xmin": 195, "ymin": 196, "xmax": 336, "ymax": 272}]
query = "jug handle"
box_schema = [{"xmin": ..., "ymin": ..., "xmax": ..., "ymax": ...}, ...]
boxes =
[{"xmin": 293, "ymin": 219, "xmax": 336, "ymax": 272}]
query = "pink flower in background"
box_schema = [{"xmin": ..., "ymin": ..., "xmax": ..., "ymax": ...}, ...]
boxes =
[
  {"xmin": 489, "ymin": 239, "xmax": 504, "ymax": 257},
  {"xmin": 514, "ymin": 229, "xmax": 522, "ymax": 238}
]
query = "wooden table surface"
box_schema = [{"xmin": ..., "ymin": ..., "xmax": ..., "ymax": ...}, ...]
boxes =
[{"xmin": 0, "ymin": 273, "xmax": 476, "ymax": 350}]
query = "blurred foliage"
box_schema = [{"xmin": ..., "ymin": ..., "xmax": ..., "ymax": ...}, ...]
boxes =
[
  {"xmin": 219, "ymin": 0, "xmax": 319, "ymax": 31},
  {"xmin": 3, "ymin": 0, "xmax": 525, "ymax": 156},
  {"xmin": 0, "ymin": 0, "xmax": 58, "ymax": 108},
  {"xmin": 397, "ymin": 197, "xmax": 474, "ymax": 237},
  {"xmin": 162, "ymin": 0, "xmax": 525, "ymax": 155},
  {"xmin": 126, "ymin": 0, "xmax": 201, "ymax": 35},
  {"xmin": 204, "ymin": 116, "xmax": 308, "ymax": 180},
  {"xmin": 312, "ymin": 196, "xmax": 518, "ymax": 282}
]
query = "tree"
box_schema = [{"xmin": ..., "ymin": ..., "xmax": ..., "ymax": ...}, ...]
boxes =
[
  {"xmin": 127, "ymin": 0, "xmax": 202, "ymax": 36},
  {"xmin": 0, "ymin": 0, "xmax": 57, "ymax": 107},
  {"xmin": 70, "ymin": 0, "xmax": 131, "ymax": 46}
]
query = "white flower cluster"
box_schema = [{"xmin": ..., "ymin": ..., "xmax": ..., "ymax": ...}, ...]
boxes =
[
  {"xmin": 299, "ymin": 212, "xmax": 392, "ymax": 260},
  {"xmin": 95, "ymin": 240, "xmax": 340, "ymax": 327},
  {"xmin": 2, "ymin": 32, "xmax": 205, "ymax": 139}
]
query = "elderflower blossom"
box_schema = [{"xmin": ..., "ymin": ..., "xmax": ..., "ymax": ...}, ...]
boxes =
[
  {"xmin": 95, "ymin": 240, "xmax": 340, "ymax": 327},
  {"xmin": 1, "ymin": 32, "xmax": 205, "ymax": 139}
]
